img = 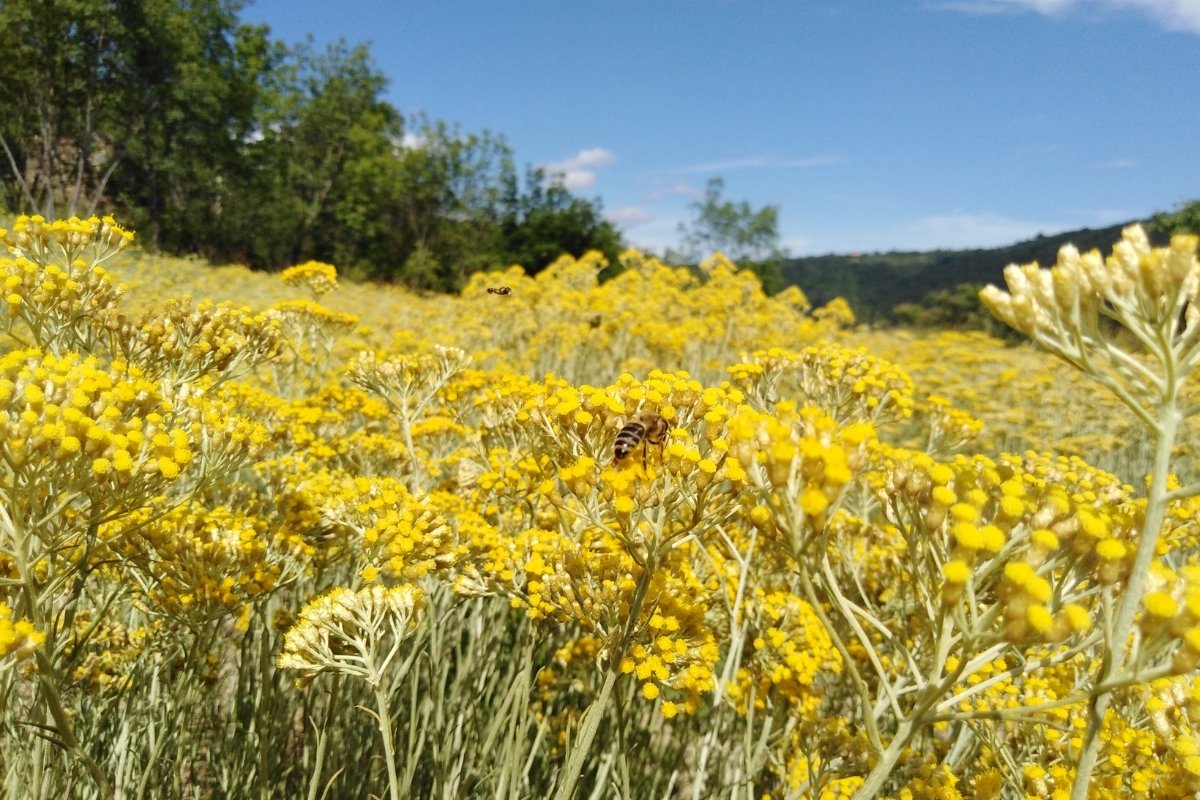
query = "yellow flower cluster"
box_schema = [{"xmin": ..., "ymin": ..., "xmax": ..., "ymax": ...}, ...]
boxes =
[
  {"xmin": 9, "ymin": 214, "xmax": 1200, "ymax": 800},
  {"xmin": 0, "ymin": 349, "xmax": 189, "ymax": 502},
  {"xmin": 280, "ymin": 260, "xmax": 340, "ymax": 297},
  {"xmin": 99, "ymin": 501, "xmax": 296, "ymax": 622},
  {"xmin": 0, "ymin": 602, "xmax": 42, "ymax": 662},
  {"xmin": 870, "ymin": 446, "xmax": 1140, "ymax": 645},
  {"xmin": 111, "ymin": 298, "xmax": 283, "ymax": 386},
  {"xmin": 729, "ymin": 344, "xmax": 915, "ymax": 427},
  {"xmin": 317, "ymin": 476, "xmax": 460, "ymax": 580},
  {"xmin": 65, "ymin": 614, "xmax": 156, "ymax": 691},
  {"xmin": 731, "ymin": 403, "xmax": 874, "ymax": 554},
  {"xmin": 269, "ymin": 298, "xmax": 358, "ymax": 333},
  {"xmin": 348, "ymin": 346, "xmax": 471, "ymax": 412},
  {"xmin": 981, "ymin": 225, "xmax": 1199, "ymax": 346},
  {"xmin": 733, "ymin": 589, "xmax": 843, "ymax": 716},
  {"xmin": 276, "ymin": 584, "xmax": 425, "ymax": 687},
  {"xmin": 1, "ymin": 214, "xmax": 133, "ymax": 267}
]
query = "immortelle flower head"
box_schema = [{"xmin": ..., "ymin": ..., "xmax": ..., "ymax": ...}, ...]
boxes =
[
  {"xmin": 0, "ymin": 348, "xmax": 190, "ymax": 523},
  {"xmin": 277, "ymin": 584, "xmax": 425, "ymax": 688},
  {"xmin": 280, "ymin": 260, "xmax": 340, "ymax": 298},
  {"xmin": 0, "ymin": 603, "xmax": 43, "ymax": 662},
  {"xmin": 980, "ymin": 225, "xmax": 1200, "ymax": 408},
  {"xmin": 1, "ymin": 214, "xmax": 133, "ymax": 267}
]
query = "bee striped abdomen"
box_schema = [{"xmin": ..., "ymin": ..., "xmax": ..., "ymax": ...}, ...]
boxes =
[
  {"xmin": 612, "ymin": 414, "xmax": 670, "ymax": 466},
  {"xmin": 613, "ymin": 421, "xmax": 647, "ymax": 463}
]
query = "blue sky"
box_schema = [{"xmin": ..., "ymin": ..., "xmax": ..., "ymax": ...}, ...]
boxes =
[{"xmin": 242, "ymin": 0, "xmax": 1200, "ymax": 256}]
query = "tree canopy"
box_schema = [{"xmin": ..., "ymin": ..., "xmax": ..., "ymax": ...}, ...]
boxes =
[
  {"xmin": 0, "ymin": 0, "xmax": 622, "ymax": 291},
  {"xmin": 676, "ymin": 177, "xmax": 785, "ymax": 292},
  {"xmin": 1152, "ymin": 199, "xmax": 1200, "ymax": 239}
]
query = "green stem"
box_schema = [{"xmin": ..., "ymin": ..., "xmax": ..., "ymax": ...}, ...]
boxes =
[
  {"xmin": 307, "ymin": 676, "xmax": 340, "ymax": 800},
  {"xmin": 7, "ymin": 507, "xmax": 112, "ymax": 799},
  {"xmin": 552, "ymin": 662, "xmax": 621, "ymax": 800},
  {"xmin": 400, "ymin": 392, "xmax": 423, "ymax": 492},
  {"xmin": 553, "ymin": 556, "xmax": 656, "ymax": 800},
  {"xmin": 33, "ymin": 648, "xmax": 114, "ymax": 799},
  {"xmin": 851, "ymin": 616, "xmax": 963, "ymax": 800},
  {"xmin": 1071, "ymin": 399, "xmax": 1178, "ymax": 800},
  {"xmin": 374, "ymin": 684, "xmax": 402, "ymax": 800}
]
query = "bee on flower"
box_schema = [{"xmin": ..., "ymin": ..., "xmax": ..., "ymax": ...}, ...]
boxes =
[{"xmin": 612, "ymin": 412, "xmax": 670, "ymax": 468}]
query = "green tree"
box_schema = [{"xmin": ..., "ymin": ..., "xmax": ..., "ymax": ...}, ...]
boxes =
[
  {"xmin": 0, "ymin": 0, "xmax": 274, "ymax": 233},
  {"xmin": 0, "ymin": 3, "xmax": 621, "ymax": 292},
  {"xmin": 677, "ymin": 177, "xmax": 785, "ymax": 292},
  {"xmin": 1151, "ymin": 199, "xmax": 1200, "ymax": 238},
  {"xmin": 107, "ymin": 0, "xmax": 276, "ymax": 253},
  {"xmin": 0, "ymin": 0, "xmax": 132, "ymax": 215},
  {"xmin": 387, "ymin": 118, "xmax": 514, "ymax": 287},
  {"xmin": 497, "ymin": 167, "xmax": 623, "ymax": 274},
  {"xmin": 219, "ymin": 38, "xmax": 403, "ymax": 270}
]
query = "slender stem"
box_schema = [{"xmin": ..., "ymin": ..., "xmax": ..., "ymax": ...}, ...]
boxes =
[
  {"xmin": 399, "ymin": 392, "xmax": 423, "ymax": 492},
  {"xmin": 553, "ymin": 556, "xmax": 656, "ymax": 800},
  {"xmin": 307, "ymin": 676, "xmax": 341, "ymax": 800},
  {"xmin": 374, "ymin": 684, "xmax": 402, "ymax": 800},
  {"xmin": 798, "ymin": 569, "xmax": 882, "ymax": 752},
  {"xmin": 552, "ymin": 656, "xmax": 621, "ymax": 800},
  {"xmin": 852, "ymin": 616, "xmax": 964, "ymax": 800},
  {"xmin": 691, "ymin": 527, "xmax": 755, "ymax": 800},
  {"xmin": 33, "ymin": 648, "xmax": 114, "ymax": 799},
  {"xmin": 1071, "ymin": 394, "xmax": 1179, "ymax": 800},
  {"xmin": 6, "ymin": 502, "xmax": 113, "ymax": 799}
]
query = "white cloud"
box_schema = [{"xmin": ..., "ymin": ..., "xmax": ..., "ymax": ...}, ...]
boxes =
[
  {"xmin": 1064, "ymin": 207, "xmax": 1138, "ymax": 223},
  {"xmin": 400, "ymin": 131, "xmax": 425, "ymax": 150},
  {"xmin": 883, "ymin": 211, "xmax": 1071, "ymax": 251},
  {"xmin": 606, "ymin": 206, "xmax": 654, "ymax": 228},
  {"xmin": 1113, "ymin": 0, "xmax": 1200, "ymax": 32},
  {"xmin": 642, "ymin": 180, "xmax": 704, "ymax": 201},
  {"xmin": 929, "ymin": 0, "xmax": 1074, "ymax": 15},
  {"xmin": 671, "ymin": 155, "xmax": 841, "ymax": 175},
  {"xmin": 780, "ymin": 236, "xmax": 816, "ymax": 255},
  {"xmin": 1090, "ymin": 158, "xmax": 1138, "ymax": 169},
  {"xmin": 930, "ymin": 0, "xmax": 1200, "ymax": 33},
  {"xmin": 542, "ymin": 147, "xmax": 616, "ymax": 191}
]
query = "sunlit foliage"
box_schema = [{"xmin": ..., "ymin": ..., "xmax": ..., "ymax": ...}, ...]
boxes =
[{"xmin": 3, "ymin": 217, "xmax": 1200, "ymax": 800}]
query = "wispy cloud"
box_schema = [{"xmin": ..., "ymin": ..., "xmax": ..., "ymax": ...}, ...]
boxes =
[
  {"xmin": 541, "ymin": 147, "xmax": 616, "ymax": 191},
  {"xmin": 781, "ymin": 236, "xmax": 815, "ymax": 253},
  {"xmin": 1064, "ymin": 207, "xmax": 1138, "ymax": 223},
  {"xmin": 883, "ymin": 211, "xmax": 1071, "ymax": 251},
  {"xmin": 642, "ymin": 180, "xmax": 704, "ymax": 202},
  {"xmin": 670, "ymin": 155, "xmax": 842, "ymax": 175},
  {"xmin": 605, "ymin": 206, "xmax": 654, "ymax": 228},
  {"xmin": 929, "ymin": 0, "xmax": 1073, "ymax": 16},
  {"xmin": 1090, "ymin": 158, "xmax": 1138, "ymax": 169},
  {"xmin": 930, "ymin": 0, "xmax": 1200, "ymax": 34}
]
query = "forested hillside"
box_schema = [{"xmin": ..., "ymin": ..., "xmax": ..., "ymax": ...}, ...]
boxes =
[{"xmin": 781, "ymin": 221, "xmax": 1147, "ymax": 321}]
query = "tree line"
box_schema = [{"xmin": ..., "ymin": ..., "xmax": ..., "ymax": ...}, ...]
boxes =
[{"xmin": 0, "ymin": 0, "xmax": 629, "ymax": 289}]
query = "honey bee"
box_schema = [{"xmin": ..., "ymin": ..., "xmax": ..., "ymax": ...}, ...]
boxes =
[
  {"xmin": 486, "ymin": 286, "xmax": 512, "ymax": 295},
  {"xmin": 612, "ymin": 413, "xmax": 670, "ymax": 467}
]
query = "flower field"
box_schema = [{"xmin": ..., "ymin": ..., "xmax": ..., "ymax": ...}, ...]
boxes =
[{"xmin": 3, "ymin": 215, "xmax": 1200, "ymax": 799}]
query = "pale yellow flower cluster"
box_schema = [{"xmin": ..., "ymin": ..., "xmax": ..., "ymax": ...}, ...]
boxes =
[
  {"xmin": 8, "ymin": 214, "xmax": 1200, "ymax": 800},
  {"xmin": 276, "ymin": 584, "xmax": 425, "ymax": 687}
]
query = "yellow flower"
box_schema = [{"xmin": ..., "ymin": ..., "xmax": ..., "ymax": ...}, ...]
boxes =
[{"xmin": 943, "ymin": 560, "xmax": 972, "ymax": 585}]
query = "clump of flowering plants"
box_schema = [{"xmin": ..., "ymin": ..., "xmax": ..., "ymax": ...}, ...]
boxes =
[
  {"xmin": 981, "ymin": 226, "xmax": 1200, "ymax": 799},
  {"xmin": 9, "ymin": 210, "xmax": 1200, "ymax": 800}
]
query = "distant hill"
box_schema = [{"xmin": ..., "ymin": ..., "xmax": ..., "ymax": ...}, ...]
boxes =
[{"xmin": 781, "ymin": 221, "xmax": 1159, "ymax": 322}]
